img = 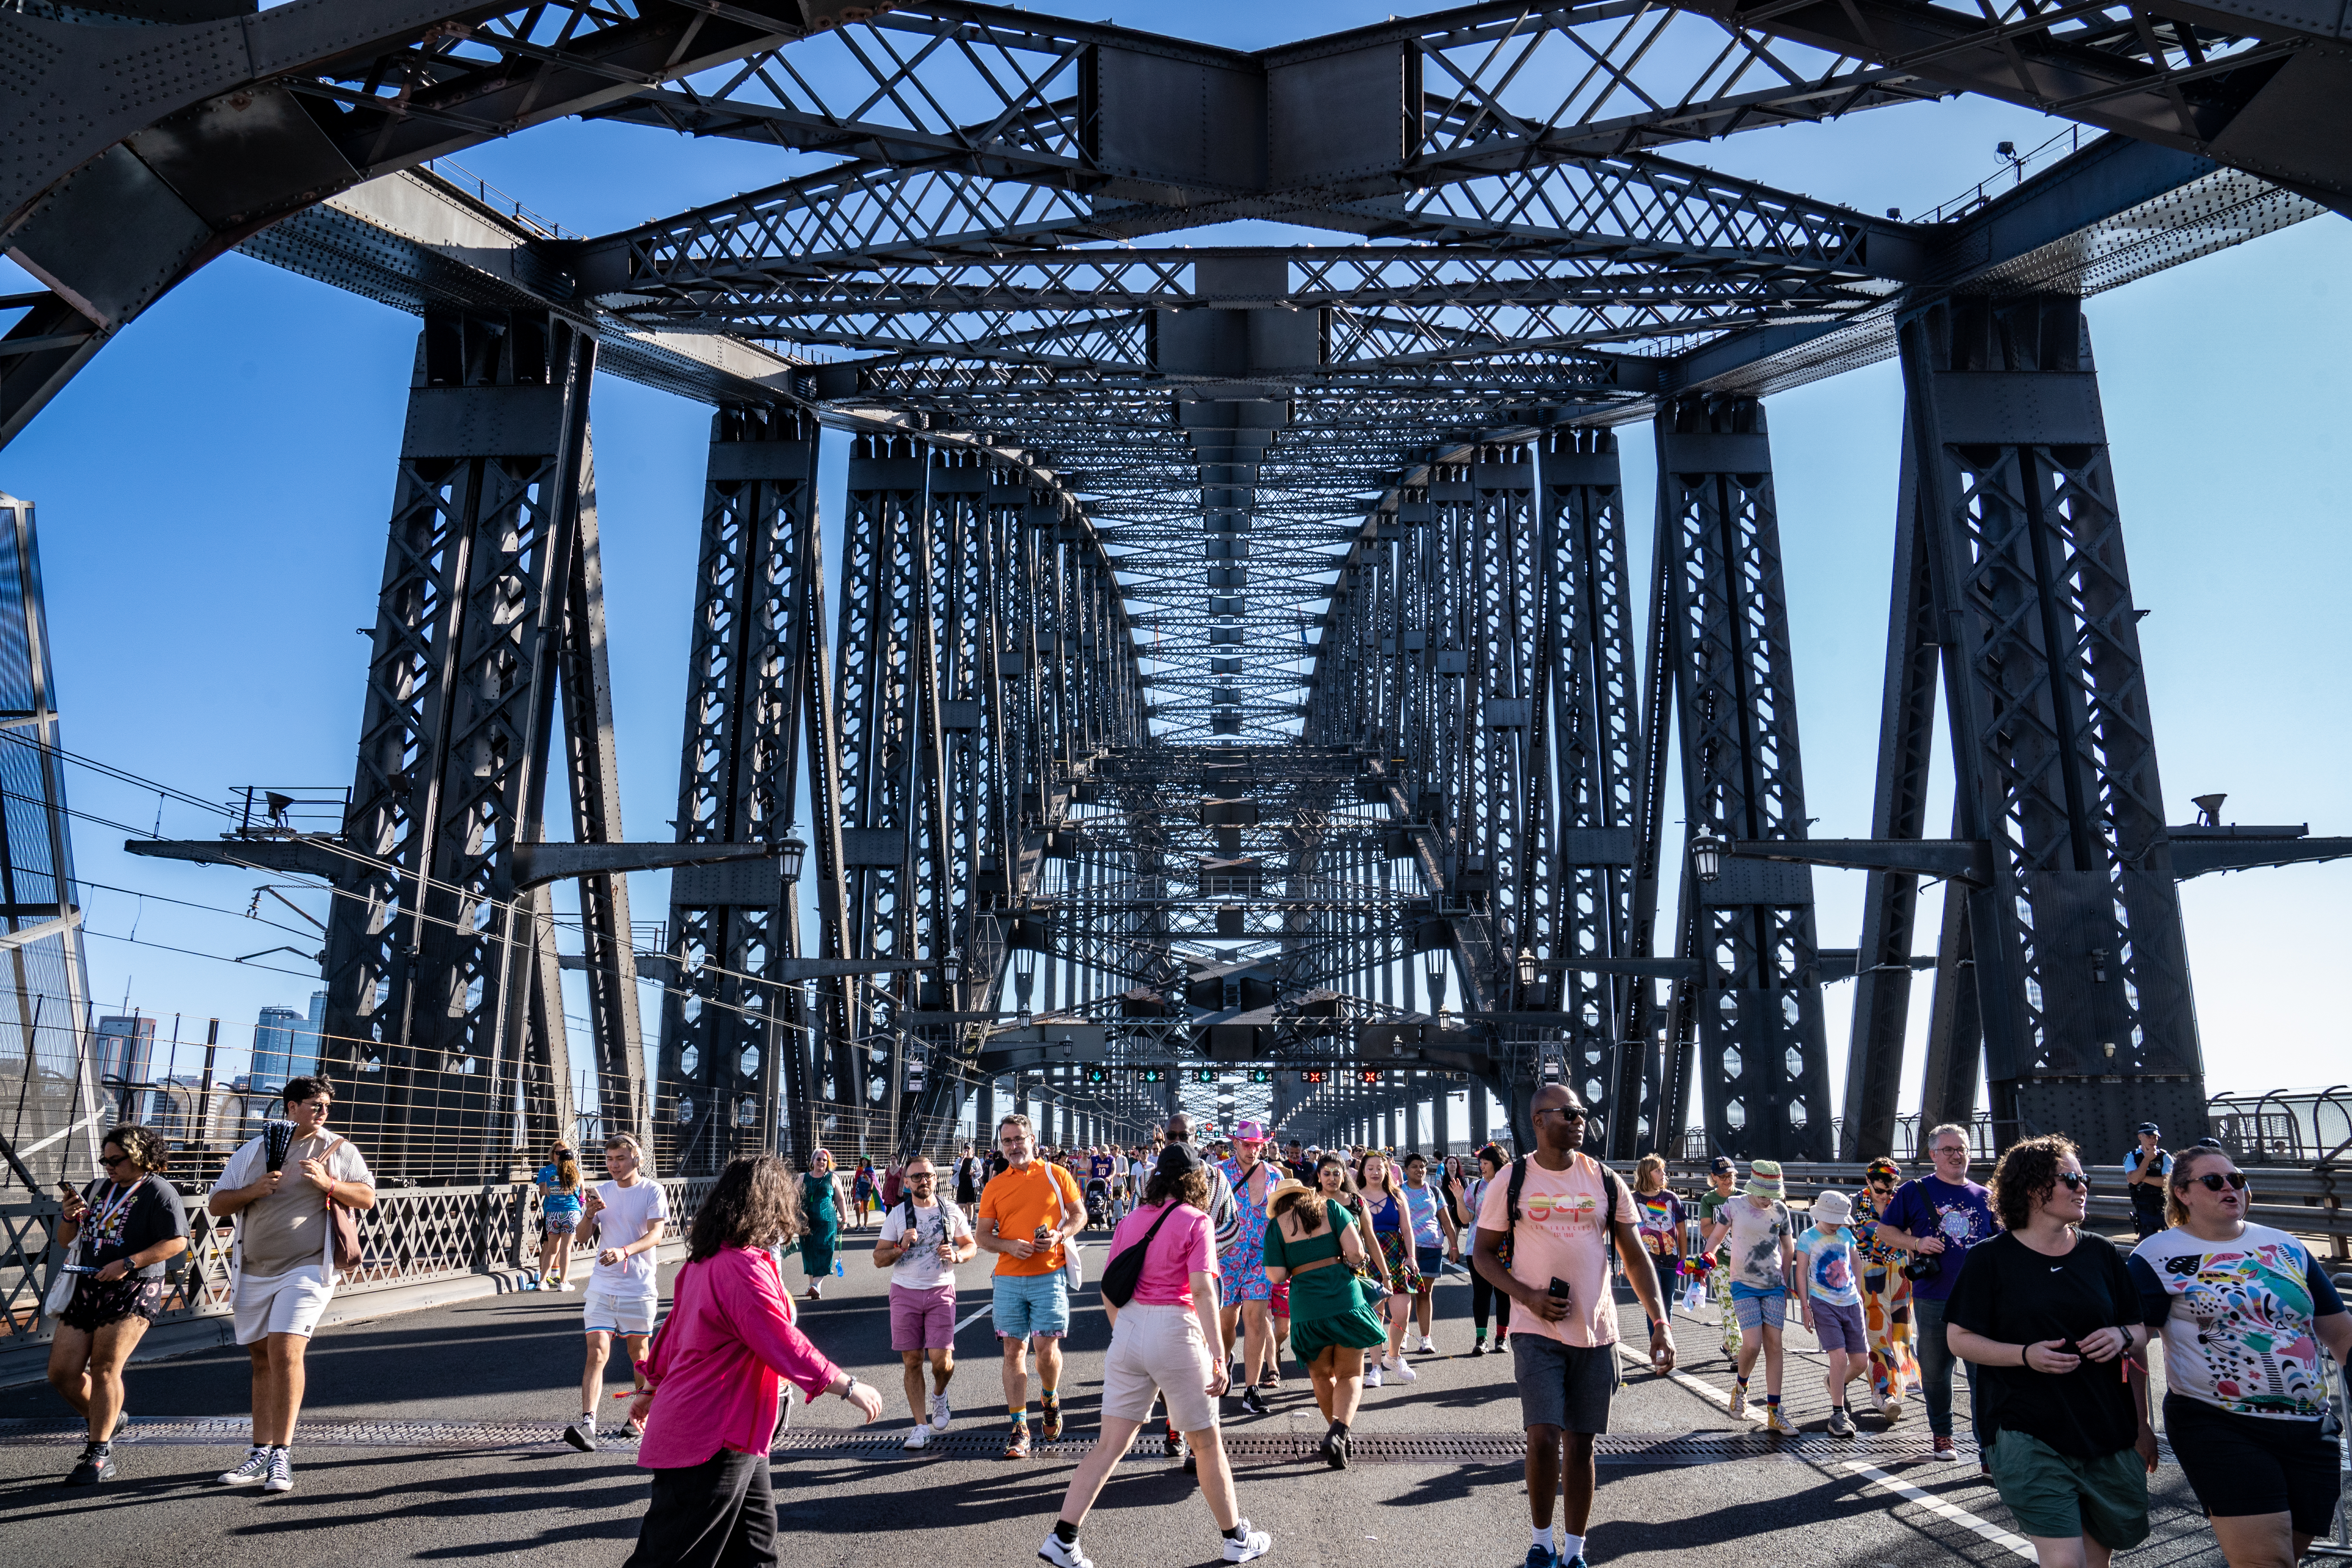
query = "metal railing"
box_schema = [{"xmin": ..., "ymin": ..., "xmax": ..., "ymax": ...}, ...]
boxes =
[{"xmin": 2, "ymin": 1174, "xmax": 715, "ymax": 1374}]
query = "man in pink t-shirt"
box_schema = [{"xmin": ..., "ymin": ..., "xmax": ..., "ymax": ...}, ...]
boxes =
[{"xmin": 1473, "ymin": 1085, "xmax": 1673, "ymax": 1568}]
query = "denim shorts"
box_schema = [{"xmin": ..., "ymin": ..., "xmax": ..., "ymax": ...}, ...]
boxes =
[
  {"xmin": 992, "ymin": 1270, "xmax": 1070, "ymax": 1341},
  {"xmin": 1415, "ymin": 1244, "xmax": 1446, "ymax": 1280}
]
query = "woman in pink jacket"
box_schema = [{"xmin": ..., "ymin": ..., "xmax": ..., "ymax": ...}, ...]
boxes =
[{"xmin": 623, "ymin": 1155, "xmax": 882, "ymax": 1568}]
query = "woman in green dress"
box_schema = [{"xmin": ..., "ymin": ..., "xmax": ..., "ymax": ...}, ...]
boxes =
[
  {"xmin": 799, "ymin": 1147, "xmax": 843, "ymax": 1300},
  {"xmin": 1263, "ymin": 1164, "xmax": 1390, "ymax": 1468}
]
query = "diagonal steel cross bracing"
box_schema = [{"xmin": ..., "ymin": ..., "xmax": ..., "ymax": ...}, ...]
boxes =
[
  {"xmin": 321, "ymin": 308, "xmax": 594, "ymax": 1181},
  {"xmin": 22, "ymin": 2, "xmax": 2352, "ymax": 1171},
  {"xmin": 1887, "ymin": 294, "xmax": 2207, "ymax": 1158}
]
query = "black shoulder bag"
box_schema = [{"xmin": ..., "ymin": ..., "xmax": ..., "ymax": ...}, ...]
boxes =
[{"xmin": 1099, "ymin": 1203, "xmax": 1181, "ymax": 1308}]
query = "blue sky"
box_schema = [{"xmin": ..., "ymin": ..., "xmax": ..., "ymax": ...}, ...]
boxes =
[{"xmin": 5, "ymin": 2, "xmax": 2347, "ymax": 1114}]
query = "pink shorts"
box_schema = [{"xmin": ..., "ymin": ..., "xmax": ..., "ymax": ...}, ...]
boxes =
[{"xmin": 891, "ymin": 1283, "xmax": 957, "ymax": 1352}]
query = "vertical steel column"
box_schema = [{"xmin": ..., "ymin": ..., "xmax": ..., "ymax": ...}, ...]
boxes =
[
  {"xmin": 1896, "ymin": 296, "xmax": 2207, "ymax": 1152},
  {"xmin": 1653, "ymin": 394, "xmax": 1833, "ymax": 1162},
  {"xmin": 552, "ymin": 441, "xmax": 641, "ymax": 1153},
  {"xmin": 323, "ymin": 309, "xmax": 593, "ymax": 1180},
  {"xmin": 1840, "ymin": 429, "xmax": 1943, "ymax": 1158},
  {"xmin": 655, "ymin": 405, "xmax": 824, "ymax": 1174},
  {"xmin": 1533, "ymin": 428, "xmax": 1648, "ymax": 1154}
]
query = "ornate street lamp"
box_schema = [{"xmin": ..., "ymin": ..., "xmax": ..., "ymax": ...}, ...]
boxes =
[{"xmin": 1689, "ymin": 831, "xmax": 1726, "ymax": 883}]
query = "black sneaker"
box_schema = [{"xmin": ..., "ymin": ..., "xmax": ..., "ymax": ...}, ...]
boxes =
[
  {"xmin": 66, "ymin": 1442, "xmax": 116, "ymax": 1485},
  {"xmin": 563, "ymin": 1421, "xmax": 598, "ymax": 1452},
  {"xmin": 1238, "ymin": 1385, "xmax": 1270, "ymax": 1417}
]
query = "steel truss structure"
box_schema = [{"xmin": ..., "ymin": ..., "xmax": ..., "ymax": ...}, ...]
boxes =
[{"xmin": 11, "ymin": 0, "xmax": 2351, "ymax": 1169}]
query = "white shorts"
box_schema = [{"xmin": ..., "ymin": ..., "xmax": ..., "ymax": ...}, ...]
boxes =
[
  {"xmin": 1101, "ymin": 1302, "xmax": 1218, "ymax": 1434},
  {"xmin": 232, "ymin": 1265, "xmax": 334, "ymax": 1345},
  {"xmin": 583, "ymin": 1282, "xmax": 657, "ymax": 1337}
]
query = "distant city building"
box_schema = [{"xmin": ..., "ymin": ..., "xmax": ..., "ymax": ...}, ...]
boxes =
[
  {"xmin": 0, "ymin": 493, "xmax": 96, "ymax": 1188},
  {"xmin": 249, "ymin": 1005, "xmax": 301, "ymax": 1092},
  {"xmin": 299, "ymin": 989, "xmax": 325, "ymax": 1071},
  {"xmin": 93, "ymin": 1014, "xmax": 155, "ymax": 1085}
]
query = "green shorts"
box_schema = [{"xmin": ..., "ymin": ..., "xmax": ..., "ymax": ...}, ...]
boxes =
[{"xmin": 1986, "ymin": 1429, "xmax": 2149, "ymax": 1548}]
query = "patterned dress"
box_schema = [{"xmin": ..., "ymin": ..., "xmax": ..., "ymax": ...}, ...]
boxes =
[
  {"xmin": 1850, "ymin": 1185, "xmax": 1918, "ymax": 1405},
  {"xmin": 1366, "ymin": 1191, "xmax": 1422, "ymax": 1296},
  {"xmin": 1215, "ymin": 1158, "xmax": 1275, "ymax": 1303}
]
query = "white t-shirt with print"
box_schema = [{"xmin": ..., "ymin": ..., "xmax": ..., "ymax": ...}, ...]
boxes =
[{"xmin": 879, "ymin": 1197, "xmax": 973, "ymax": 1290}]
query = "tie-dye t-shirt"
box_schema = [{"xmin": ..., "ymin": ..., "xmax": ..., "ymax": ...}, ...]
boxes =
[
  {"xmin": 1716, "ymin": 1196, "xmax": 1793, "ymax": 1292},
  {"xmin": 1794, "ymin": 1223, "xmax": 1861, "ymax": 1307},
  {"xmin": 2128, "ymin": 1222, "xmax": 2348, "ymax": 1420}
]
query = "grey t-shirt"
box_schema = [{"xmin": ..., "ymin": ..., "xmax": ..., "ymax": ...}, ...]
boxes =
[{"xmin": 218, "ymin": 1131, "xmax": 374, "ymax": 1278}]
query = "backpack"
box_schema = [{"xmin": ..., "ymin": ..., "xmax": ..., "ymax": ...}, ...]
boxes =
[
  {"xmin": 1498, "ymin": 1153, "xmax": 1624, "ymax": 1276},
  {"xmin": 1099, "ymin": 1202, "xmax": 1181, "ymax": 1308}
]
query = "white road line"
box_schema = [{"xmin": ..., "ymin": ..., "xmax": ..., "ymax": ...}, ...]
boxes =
[
  {"xmin": 953, "ymin": 1303, "xmax": 993, "ymax": 1333},
  {"xmin": 1613, "ymin": 1338, "xmax": 1768, "ymax": 1427},
  {"xmin": 1612, "ymin": 1323, "xmax": 2036, "ymax": 1562},
  {"xmin": 1842, "ymin": 1462, "xmax": 2036, "ymax": 1561}
]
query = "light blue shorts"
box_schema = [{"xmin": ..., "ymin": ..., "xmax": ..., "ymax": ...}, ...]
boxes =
[{"xmin": 993, "ymin": 1271, "xmax": 1071, "ymax": 1341}]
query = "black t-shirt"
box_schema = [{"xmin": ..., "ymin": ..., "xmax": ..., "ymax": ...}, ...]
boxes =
[
  {"xmin": 1945, "ymin": 1229, "xmax": 2141, "ymax": 1458},
  {"xmin": 76, "ymin": 1174, "xmax": 189, "ymax": 1279}
]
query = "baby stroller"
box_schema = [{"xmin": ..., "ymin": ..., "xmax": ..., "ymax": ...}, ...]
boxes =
[{"xmin": 1083, "ymin": 1178, "xmax": 1113, "ymax": 1230}]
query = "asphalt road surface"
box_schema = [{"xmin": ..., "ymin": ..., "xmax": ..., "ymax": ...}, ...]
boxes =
[{"xmin": 0, "ymin": 1227, "xmax": 2267, "ymax": 1568}]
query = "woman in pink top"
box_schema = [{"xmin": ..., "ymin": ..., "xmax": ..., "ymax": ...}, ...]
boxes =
[
  {"xmin": 622, "ymin": 1156, "xmax": 883, "ymax": 1568},
  {"xmin": 1038, "ymin": 1145, "xmax": 1271, "ymax": 1568}
]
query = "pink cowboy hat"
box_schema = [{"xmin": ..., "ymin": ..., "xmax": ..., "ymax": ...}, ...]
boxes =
[{"xmin": 1232, "ymin": 1120, "xmax": 1269, "ymax": 1143}]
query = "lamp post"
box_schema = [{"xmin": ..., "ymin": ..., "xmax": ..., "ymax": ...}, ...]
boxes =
[
  {"xmin": 1013, "ymin": 943, "xmax": 1037, "ymax": 1031},
  {"xmin": 1689, "ymin": 831, "xmax": 1726, "ymax": 883},
  {"xmin": 775, "ymin": 830, "xmax": 806, "ymax": 1162}
]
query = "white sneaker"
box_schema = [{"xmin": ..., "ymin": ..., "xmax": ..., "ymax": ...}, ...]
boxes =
[
  {"xmin": 1388, "ymin": 1356, "xmax": 1418, "ymax": 1384},
  {"xmin": 1039, "ymin": 1531, "xmax": 1094, "ymax": 1568},
  {"xmin": 1365, "ymin": 1362, "xmax": 1383, "ymax": 1388},
  {"xmin": 558, "ymin": 1279, "xmax": 574, "ymax": 1292},
  {"xmin": 904, "ymin": 1423, "xmax": 932, "ymax": 1450},
  {"xmin": 1421, "ymin": 1333, "xmax": 1441, "ymax": 1356},
  {"xmin": 1222, "ymin": 1520, "xmax": 1273, "ymax": 1563},
  {"xmin": 262, "ymin": 1448, "xmax": 294, "ymax": 1492},
  {"xmin": 1401, "ymin": 1328, "xmax": 1421, "ymax": 1353},
  {"xmin": 218, "ymin": 1447, "xmax": 270, "ymax": 1486},
  {"xmin": 929, "ymin": 1393, "xmax": 953, "ymax": 1431}
]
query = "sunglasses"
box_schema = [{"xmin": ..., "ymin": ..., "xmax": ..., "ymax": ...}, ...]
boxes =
[
  {"xmin": 2056, "ymin": 1172, "xmax": 2090, "ymax": 1191},
  {"xmin": 100, "ymin": 1151, "xmax": 136, "ymax": 1169},
  {"xmin": 2185, "ymin": 1171, "xmax": 2248, "ymax": 1192}
]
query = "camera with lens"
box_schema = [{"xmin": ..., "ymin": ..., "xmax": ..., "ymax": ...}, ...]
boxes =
[{"xmin": 1901, "ymin": 1250, "xmax": 1940, "ymax": 1283}]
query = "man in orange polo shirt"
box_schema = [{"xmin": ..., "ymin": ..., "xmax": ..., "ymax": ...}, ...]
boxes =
[{"xmin": 976, "ymin": 1112, "xmax": 1086, "ymax": 1459}]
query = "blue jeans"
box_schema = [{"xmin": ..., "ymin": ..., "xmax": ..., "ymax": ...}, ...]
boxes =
[{"xmin": 1911, "ymin": 1295, "xmax": 1979, "ymax": 1444}]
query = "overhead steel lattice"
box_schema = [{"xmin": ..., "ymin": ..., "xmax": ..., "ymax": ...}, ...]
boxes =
[{"xmin": 11, "ymin": 0, "xmax": 2348, "ymax": 1169}]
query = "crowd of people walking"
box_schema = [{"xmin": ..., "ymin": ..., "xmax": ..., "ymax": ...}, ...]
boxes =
[{"xmin": 38, "ymin": 1083, "xmax": 2352, "ymax": 1568}]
